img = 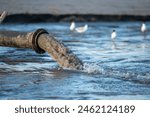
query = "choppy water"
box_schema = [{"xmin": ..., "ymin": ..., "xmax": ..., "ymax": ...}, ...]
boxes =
[{"xmin": 0, "ymin": 22, "xmax": 150, "ymax": 99}]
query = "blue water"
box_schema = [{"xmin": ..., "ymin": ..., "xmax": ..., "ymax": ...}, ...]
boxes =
[{"xmin": 0, "ymin": 22, "xmax": 150, "ymax": 99}]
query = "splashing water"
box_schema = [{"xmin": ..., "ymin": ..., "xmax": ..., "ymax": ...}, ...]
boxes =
[{"xmin": 82, "ymin": 63, "xmax": 104, "ymax": 74}]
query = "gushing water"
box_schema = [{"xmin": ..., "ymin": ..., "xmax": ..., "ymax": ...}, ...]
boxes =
[{"xmin": 82, "ymin": 63, "xmax": 104, "ymax": 74}]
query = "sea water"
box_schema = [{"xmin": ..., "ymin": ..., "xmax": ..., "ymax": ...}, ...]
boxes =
[{"xmin": 0, "ymin": 22, "xmax": 150, "ymax": 99}]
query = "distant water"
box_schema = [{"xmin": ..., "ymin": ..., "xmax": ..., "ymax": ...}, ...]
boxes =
[{"xmin": 0, "ymin": 22, "xmax": 150, "ymax": 99}]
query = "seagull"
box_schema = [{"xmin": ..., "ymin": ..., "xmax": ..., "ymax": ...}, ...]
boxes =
[
  {"xmin": 141, "ymin": 23, "xmax": 146, "ymax": 33},
  {"xmin": 111, "ymin": 29, "xmax": 117, "ymax": 40},
  {"xmin": 75, "ymin": 24, "xmax": 88, "ymax": 33},
  {"xmin": 70, "ymin": 21, "xmax": 75, "ymax": 31}
]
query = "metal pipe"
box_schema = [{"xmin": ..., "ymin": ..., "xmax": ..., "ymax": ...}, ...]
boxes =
[{"xmin": 0, "ymin": 29, "xmax": 83, "ymax": 70}]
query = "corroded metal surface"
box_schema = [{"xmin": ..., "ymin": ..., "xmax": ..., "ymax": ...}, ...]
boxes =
[{"xmin": 0, "ymin": 30, "xmax": 83, "ymax": 70}]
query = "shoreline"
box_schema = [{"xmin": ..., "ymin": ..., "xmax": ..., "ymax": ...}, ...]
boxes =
[
  {"xmin": 2, "ymin": 14, "xmax": 150, "ymax": 23},
  {"xmin": 1, "ymin": 0, "xmax": 150, "ymax": 23}
]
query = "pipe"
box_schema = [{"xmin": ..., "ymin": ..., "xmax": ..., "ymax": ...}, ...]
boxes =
[{"xmin": 0, "ymin": 29, "xmax": 83, "ymax": 70}]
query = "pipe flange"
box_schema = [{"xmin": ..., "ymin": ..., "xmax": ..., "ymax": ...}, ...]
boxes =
[{"xmin": 32, "ymin": 28, "xmax": 49, "ymax": 54}]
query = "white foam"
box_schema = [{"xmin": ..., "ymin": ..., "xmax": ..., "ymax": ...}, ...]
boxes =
[{"xmin": 82, "ymin": 62, "xmax": 104, "ymax": 74}]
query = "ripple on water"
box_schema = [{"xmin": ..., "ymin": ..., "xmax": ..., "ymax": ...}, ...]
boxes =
[{"xmin": 0, "ymin": 22, "xmax": 150, "ymax": 99}]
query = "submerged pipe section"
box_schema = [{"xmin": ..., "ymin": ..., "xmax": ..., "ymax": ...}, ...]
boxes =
[{"xmin": 0, "ymin": 29, "xmax": 83, "ymax": 70}]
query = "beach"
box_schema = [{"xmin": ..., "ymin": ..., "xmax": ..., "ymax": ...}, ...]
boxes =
[{"xmin": 0, "ymin": 0, "xmax": 150, "ymax": 15}]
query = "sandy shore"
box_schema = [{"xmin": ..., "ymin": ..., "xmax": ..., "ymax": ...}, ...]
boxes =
[{"xmin": 0, "ymin": 0, "xmax": 150, "ymax": 15}]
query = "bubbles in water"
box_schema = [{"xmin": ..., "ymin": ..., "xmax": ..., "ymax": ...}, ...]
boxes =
[{"xmin": 82, "ymin": 62, "xmax": 104, "ymax": 74}]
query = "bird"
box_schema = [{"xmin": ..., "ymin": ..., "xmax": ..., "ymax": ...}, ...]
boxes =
[
  {"xmin": 70, "ymin": 21, "xmax": 75, "ymax": 31},
  {"xmin": 75, "ymin": 24, "xmax": 88, "ymax": 33},
  {"xmin": 141, "ymin": 23, "xmax": 146, "ymax": 33},
  {"xmin": 111, "ymin": 29, "xmax": 117, "ymax": 40}
]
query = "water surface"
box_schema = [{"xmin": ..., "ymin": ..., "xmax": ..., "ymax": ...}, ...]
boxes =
[{"xmin": 0, "ymin": 22, "xmax": 150, "ymax": 99}]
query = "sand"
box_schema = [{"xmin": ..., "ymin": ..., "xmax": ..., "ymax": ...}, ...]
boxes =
[{"xmin": 0, "ymin": 0, "xmax": 150, "ymax": 15}]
